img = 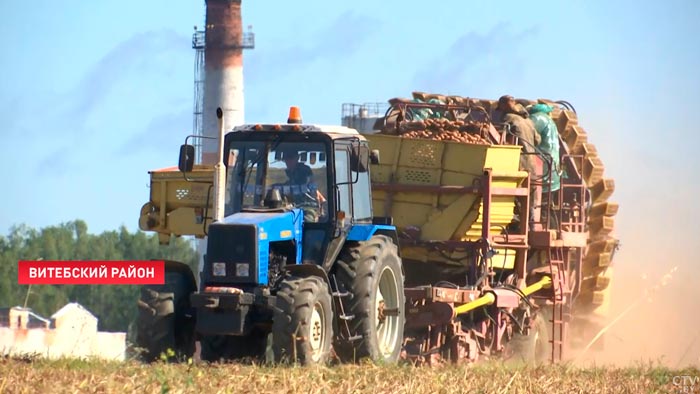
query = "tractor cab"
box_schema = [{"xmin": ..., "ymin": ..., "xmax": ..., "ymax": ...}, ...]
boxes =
[{"xmin": 219, "ymin": 115, "xmax": 379, "ymax": 270}]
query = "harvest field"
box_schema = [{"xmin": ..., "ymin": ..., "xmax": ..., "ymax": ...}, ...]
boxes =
[{"xmin": 1, "ymin": 357, "xmax": 697, "ymax": 394}]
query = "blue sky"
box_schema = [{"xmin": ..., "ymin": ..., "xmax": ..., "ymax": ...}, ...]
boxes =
[{"xmin": 1, "ymin": 0, "xmax": 698, "ymax": 247}]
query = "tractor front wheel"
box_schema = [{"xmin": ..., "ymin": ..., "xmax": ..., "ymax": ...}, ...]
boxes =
[{"xmin": 272, "ymin": 276, "xmax": 333, "ymax": 364}]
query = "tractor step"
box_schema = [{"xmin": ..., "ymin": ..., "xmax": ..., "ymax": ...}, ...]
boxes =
[{"xmin": 330, "ymin": 274, "xmax": 357, "ymax": 340}]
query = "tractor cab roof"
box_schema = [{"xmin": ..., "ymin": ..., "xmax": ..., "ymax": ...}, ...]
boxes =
[{"xmin": 231, "ymin": 124, "xmax": 364, "ymax": 140}]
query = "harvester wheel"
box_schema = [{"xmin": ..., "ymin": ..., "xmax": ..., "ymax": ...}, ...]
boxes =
[
  {"xmin": 136, "ymin": 263, "xmax": 196, "ymax": 362},
  {"xmin": 334, "ymin": 235, "xmax": 405, "ymax": 363},
  {"xmin": 509, "ymin": 312, "xmax": 550, "ymax": 364},
  {"xmin": 272, "ymin": 276, "xmax": 333, "ymax": 364},
  {"xmin": 199, "ymin": 332, "xmax": 266, "ymax": 363}
]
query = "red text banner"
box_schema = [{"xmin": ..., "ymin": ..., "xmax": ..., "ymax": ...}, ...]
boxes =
[{"xmin": 18, "ymin": 261, "xmax": 165, "ymax": 285}]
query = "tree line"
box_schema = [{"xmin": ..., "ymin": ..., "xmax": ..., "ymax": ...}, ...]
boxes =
[{"xmin": 0, "ymin": 220, "xmax": 197, "ymax": 335}]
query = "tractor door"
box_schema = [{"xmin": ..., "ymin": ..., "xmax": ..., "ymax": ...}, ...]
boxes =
[
  {"xmin": 332, "ymin": 138, "xmax": 373, "ymax": 224},
  {"xmin": 319, "ymin": 139, "xmax": 373, "ymax": 269},
  {"xmin": 348, "ymin": 142, "xmax": 372, "ymax": 224}
]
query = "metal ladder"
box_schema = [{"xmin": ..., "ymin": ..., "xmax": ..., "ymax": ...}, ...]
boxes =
[
  {"xmin": 549, "ymin": 246, "xmax": 568, "ymax": 362},
  {"xmin": 331, "ymin": 275, "xmax": 362, "ymax": 342},
  {"xmin": 548, "ymin": 166, "xmax": 586, "ymax": 362}
]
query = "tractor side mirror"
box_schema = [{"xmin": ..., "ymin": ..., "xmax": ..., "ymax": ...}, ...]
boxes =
[
  {"xmin": 178, "ymin": 144, "xmax": 195, "ymax": 172},
  {"xmin": 350, "ymin": 146, "xmax": 370, "ymax": 173},
  {"xmin": 370, "ymin": 149, "xmax": 380, "ymax": 165}
]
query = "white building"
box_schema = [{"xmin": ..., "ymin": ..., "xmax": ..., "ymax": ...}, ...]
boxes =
[{"xmin": 0, "ymin": 303, "xmax": 125, "ymax": 361}]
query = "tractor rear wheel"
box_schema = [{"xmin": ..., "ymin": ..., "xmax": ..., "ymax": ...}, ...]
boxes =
[
  {"xmin": 272, "ymin": 276, "xmax": 333, "ymax": 364},
  {"xmin": 334, "ymin": 235, "xmax": 405, "ymax": 363},
  {"xmin": 136, "ymin": 264, "xmax": 196, "ymax": 362}
]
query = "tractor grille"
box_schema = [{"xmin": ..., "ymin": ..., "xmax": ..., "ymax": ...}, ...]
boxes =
[{"xmin": 205, "ymin": 224, "xmax": 257, "ymax": 284}]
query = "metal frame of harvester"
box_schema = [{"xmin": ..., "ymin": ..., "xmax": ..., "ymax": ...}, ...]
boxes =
[{"xmin": 364, "ymin": 99, "xmax": 591, "ymax": 364}]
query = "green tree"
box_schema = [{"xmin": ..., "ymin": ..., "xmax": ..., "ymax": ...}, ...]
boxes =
[{"xmin": 0, "ymin": 220, "xmax": 197, "ymax": 332}]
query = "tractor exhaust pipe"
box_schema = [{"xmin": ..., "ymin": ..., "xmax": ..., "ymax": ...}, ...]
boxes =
[{"xmin": 212, "ymin": 107, "xmax": 227, "ymax": 222}]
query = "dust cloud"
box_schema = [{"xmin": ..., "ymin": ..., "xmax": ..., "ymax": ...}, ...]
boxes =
[
  {"xmin": 574, "ymin": 248, "xmax": 700, "ymax": 368},
  {"xmin": 572, "ymin": 166, "xmax": 700, "ymax": 367}
]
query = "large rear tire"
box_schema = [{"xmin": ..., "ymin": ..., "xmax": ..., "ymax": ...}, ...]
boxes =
[
  {"xmin": 334, "ymin": 235, "xmax": 405, "ymax": 363},
  {"xmin": 272, "ymin": 276, "xmax": 333, "ymax": 365},
  {"xmin": 136, "ymin": 264, "xmax": 196, "ymax": 362}
]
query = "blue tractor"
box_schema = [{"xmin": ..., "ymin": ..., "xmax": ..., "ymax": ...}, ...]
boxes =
[{"xmin": 136, "ymin": 108, "xmax": 405, "ymax": 364}]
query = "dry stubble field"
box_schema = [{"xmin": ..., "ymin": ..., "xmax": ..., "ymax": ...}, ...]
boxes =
[{"xmin": 1, "ymin": 357, "xmax": 698, "ymax": 394}]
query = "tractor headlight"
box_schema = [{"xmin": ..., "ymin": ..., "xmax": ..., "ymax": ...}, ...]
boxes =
[
  {"xmin": 235, "ymin": 263, "xmax": 250, "ymax": 277},
  {"xmin": 212, "ymin": 262, "xmax": 226, "ymax": 277}
]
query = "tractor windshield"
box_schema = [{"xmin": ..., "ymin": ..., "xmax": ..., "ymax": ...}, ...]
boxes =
[{"xmin": 225, "ymin": 141, "xmax": 329, "ymax": 222}]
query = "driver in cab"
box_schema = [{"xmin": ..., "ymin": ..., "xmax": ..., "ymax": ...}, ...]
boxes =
[
  {"xmin": 281, "ymin": 150, "xmax": 327, "ymax": 222},
  {"xmin": 283, "ymin": 150, "xmax": 314, "ymax": 186}
]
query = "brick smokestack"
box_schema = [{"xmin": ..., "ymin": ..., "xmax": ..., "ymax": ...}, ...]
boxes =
[{"xmin": 201, "ymin": 0, "xmax": 245, "ymax": 164}]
